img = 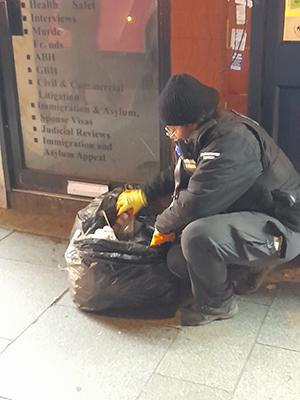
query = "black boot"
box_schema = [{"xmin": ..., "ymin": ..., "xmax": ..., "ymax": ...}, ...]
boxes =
[
  {"xmin": 174, "ymin": 297, "xmax": 238, "ymax": 326},
  {"xmin": 228, "ymin": 264, "xmax": 275, "ymax": 295}
]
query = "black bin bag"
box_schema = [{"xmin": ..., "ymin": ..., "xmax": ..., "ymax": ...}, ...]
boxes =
[{"xmin": 65, "ymin": 189, "xmax": 179, "ymax": 314}]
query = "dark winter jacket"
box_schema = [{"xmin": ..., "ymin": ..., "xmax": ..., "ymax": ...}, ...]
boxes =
[{"xmin": 142, "ymin": 109, "xmax": 300, "ymax": 235}]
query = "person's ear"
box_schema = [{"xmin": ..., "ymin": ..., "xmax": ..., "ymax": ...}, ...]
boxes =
[{"xmin": 186, "ymin": 123, "xmax": 197, "ymax": 130}]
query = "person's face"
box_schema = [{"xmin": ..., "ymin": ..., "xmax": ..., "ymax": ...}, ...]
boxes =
[{"xmin": 165, "ymin": 123, "xmax": 197, "ymax": 141}]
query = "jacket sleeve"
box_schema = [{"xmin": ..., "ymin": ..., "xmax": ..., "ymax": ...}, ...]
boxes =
[
  {"xmin": 155, "ymin": 127, "xmax": 263, "ymax": 235},
  {"xmin": 141, "ymin": 164, "xmax": 175, "ymax": 203}
]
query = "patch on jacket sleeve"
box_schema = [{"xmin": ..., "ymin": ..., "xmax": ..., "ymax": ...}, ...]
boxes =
[
  {"xmin": 200, "ymin": 152, "xmax": 221, "ymax": 160},
  {"xmin": 183, "ymin": 159, "xmax": 197, "ymax": 171}
]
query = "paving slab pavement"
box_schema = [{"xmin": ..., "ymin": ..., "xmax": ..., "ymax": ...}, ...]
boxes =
[{"xmin": 0, "ymin": 222, "xmax": 299, "ymax": 400}]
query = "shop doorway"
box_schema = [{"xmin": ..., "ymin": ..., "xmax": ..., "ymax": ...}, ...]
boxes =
[{"xmin": 0, "ymin": 0, "xmax": 171, "ymax": 198}]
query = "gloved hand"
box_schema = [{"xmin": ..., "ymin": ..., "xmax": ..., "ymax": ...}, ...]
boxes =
[
  {"xmin": 150, "ymin": 228, "xmax": 175, "ymax": 247},
  {"xmin": 116, "ymin": 189, "xmax": 147, "ymax": 216}
]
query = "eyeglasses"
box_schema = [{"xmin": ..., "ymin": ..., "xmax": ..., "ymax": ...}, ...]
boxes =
[{"xmin": 165, "ymin": 126, "xmax": 177, "ymax": 139}]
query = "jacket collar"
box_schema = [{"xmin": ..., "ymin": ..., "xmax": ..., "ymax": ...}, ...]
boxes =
[{"xmin": 189, "ymin": 118, "xmax": 217, "ymax": 142}]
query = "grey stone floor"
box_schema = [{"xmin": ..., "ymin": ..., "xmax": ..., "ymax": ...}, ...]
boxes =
[{"xmin": 0, "ymin": 227, "xmax": 300, "ymax": 400}]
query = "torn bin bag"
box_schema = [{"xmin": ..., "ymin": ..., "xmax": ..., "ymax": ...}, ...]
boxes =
[{"xmin": 65, "ymin": 189, "xmax": 179, "ymax": 312}]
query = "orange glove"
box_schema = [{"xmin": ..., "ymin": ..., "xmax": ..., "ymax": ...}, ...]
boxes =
[
  {"xmin": 116, "ymin": 189, "xmax": 147, "ymax": 216},
  {"xmin": 150, "ymin": 228, "xmax": 175, "ymax": 247}
]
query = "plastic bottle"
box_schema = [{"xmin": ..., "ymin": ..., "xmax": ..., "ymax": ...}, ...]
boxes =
[{"xmin": 112, "ymin": 210, "xmax": 134, "ymax": 238}]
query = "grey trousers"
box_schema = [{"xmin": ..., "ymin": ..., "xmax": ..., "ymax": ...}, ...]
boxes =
[{"xmin": 167, "ymin": 212, "xmax": 300, "ymax": 306}]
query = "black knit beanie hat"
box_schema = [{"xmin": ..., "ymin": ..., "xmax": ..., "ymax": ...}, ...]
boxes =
[{"xmin": 158, "ymin": 73, "xmax": 220, "ymax": 126}]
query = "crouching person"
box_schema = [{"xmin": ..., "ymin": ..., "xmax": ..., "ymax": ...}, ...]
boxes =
[{"xmin": 116, "ymin": 74, "xmax": 300, "ymax": 326}]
